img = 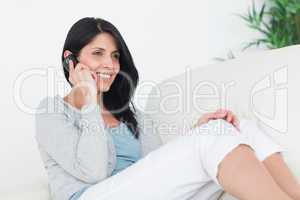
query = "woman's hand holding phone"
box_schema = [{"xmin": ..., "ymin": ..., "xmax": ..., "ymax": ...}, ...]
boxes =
[{"xmin": 67, "ymin": 59, "xmax": 98, "ymax": 109}]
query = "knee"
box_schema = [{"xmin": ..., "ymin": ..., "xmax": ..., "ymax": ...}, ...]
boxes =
[
  {"xmin": 218, "ymin": 143, "xmax": 257, "ymax": 171},
  {"xmin": 217, "ymin": 143, "xmax": 257, "ymax": 182},
  {"xmin": 231, "ymin": 143, "xmax": 255, "ymax": 154}
]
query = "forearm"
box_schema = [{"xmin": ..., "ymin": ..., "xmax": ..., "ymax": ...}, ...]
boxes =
[
  {"xmin": 75, "ymin": 102, "xmax": 108, "ymax": 182},
  {"xmin": 35, "ymin": 96, "xmax": 108, "ymax": 184}
]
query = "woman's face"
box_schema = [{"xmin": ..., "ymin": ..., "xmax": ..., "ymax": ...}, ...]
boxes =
[{"xmin": 69, "ymin": 32, "xmax": 121, "ymax": 93}]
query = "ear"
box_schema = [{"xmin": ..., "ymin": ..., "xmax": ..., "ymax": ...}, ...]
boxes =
[{"xmin": 63, "ymin": 50, "xmax": 73, "ymax": 59}]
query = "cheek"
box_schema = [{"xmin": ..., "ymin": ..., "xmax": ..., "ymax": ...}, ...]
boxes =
[
  {"xmin": 116, "ymin": 63, "xmax": 121, "ymax": 70},
  {"xmin": 116, "ymin": 67, "xmax": 120, "ymax": 74},
  {"xmin": 113, "ymin": 64, "xmax": 120, "ymax": 76},
  {"xmin": 88, "ymin": 61, "xmax": 100, "ymax": 70},
  {"xmin": 79, "ymin": 56, "xmax": 95, "ymax": 69}
]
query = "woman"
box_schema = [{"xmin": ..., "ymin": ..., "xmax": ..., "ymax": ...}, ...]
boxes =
[{"xmin": 35, "ymin": 17, "xmax": 300, "ymax": 200}]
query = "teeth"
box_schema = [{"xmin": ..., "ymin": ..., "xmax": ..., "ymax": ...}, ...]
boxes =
[{"xmin": 97, "ymin": 73, "xmax": 111, "ymax": 79}]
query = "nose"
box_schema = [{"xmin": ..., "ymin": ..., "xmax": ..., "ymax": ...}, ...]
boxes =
[{"xmin": 101, "ymin": 55, "xmax": 114, "ymax": 69}]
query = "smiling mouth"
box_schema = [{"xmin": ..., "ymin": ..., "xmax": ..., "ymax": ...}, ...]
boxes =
[{"xmin": 96, "ymin": 72, "xmax": 112, "ymax": 79}]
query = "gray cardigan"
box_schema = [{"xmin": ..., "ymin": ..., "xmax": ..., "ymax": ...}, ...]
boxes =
[{"xmin": 34, "ymin": 95, "xmax": 163, "ymax": 200}]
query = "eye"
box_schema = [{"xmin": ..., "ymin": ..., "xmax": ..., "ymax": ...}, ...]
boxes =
[
  {"xmin": 112, "ymin": 52, "xmax": 120, "ymax": 60},
  {"xmin": 93, "ymin": 51, "xmax": 103, "ymax": 55}
]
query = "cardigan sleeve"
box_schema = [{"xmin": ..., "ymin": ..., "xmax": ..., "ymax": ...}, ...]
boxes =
[{"xmin": 34, "ymin": 96, "xmax": 109, "ymax": 184}]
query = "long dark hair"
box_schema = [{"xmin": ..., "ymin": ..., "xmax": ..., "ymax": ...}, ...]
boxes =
[{"xmin": 61, "ymin": 17, "xmax": 140, "ymax": 139}]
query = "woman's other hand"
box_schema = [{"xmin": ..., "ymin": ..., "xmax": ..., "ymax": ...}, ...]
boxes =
[{"xmin": 192, "ymin": 109, "xmax": 240, "ymax": 131}]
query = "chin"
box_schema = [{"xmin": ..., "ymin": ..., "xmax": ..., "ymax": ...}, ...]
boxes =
[{"xmin": 97, "ymin": 79, "xmax": 114, "ymax": 91}]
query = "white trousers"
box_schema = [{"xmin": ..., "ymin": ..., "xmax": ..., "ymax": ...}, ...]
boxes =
[{"xmin": 78, "ymin": 118, "xmax": 285, "ymax": 200}]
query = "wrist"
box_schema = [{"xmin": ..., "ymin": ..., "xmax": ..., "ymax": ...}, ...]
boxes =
[{"xmin": 70, "ymin": 86, "xmax": 97, "ymax": 110}]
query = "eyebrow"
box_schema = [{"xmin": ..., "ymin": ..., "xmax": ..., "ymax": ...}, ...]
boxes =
[{"xmin": 92, "ymin": 47, "xmax": 119, "ymax": 53}]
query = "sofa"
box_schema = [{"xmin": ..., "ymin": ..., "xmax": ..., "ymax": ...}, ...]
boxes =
[
  {"xmin": 144, "ymin": 45, "xmax": 300, "ymax": 200},
  {"xmin": 5, "ymin": 45, "xmax": 299, "ymax": 200}
]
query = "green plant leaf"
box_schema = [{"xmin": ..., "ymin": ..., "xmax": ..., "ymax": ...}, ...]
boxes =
[
  {"xmin": 259, "ymin": 3, "xmax": 266, "ymax": 20},
  {"xmin": 239, "ymin": 0, "xmax": 300, "ymax": 49}
]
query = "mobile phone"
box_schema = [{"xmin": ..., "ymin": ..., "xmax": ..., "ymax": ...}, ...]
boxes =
[{"xmin": 63, "ymin": 54, "xmax": 78, "ymax": 71}]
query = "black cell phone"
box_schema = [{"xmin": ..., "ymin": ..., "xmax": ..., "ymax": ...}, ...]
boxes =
[{"xmin": 63, "ymin": 54, "xmax": 78, "ymax": 72}]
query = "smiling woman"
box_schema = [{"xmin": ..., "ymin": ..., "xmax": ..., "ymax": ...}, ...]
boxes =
[
  {"xmin": 35, "ymin": 17, "xmax": 299, "ymax": 200},
  {"xmin": 35, "ymin": 17, "xmax": 155, "ymax": 200}
]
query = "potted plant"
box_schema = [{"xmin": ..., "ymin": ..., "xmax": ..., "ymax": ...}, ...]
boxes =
[{"xmin": 239, "ymin": 0, "xmax": 300, "ymax": 50}]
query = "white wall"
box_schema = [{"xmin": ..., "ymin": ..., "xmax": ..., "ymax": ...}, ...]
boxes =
[{"xmin": 0, "ymin": 0, "xmax": 264, "ymax": 194}]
